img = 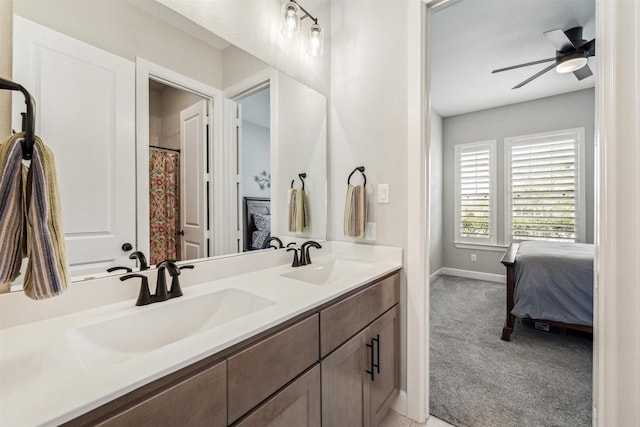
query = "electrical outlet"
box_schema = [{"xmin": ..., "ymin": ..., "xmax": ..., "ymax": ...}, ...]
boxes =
[
  {"xmin": 471, "ymin": 253, "xmax": 477, "ymax": 262},
  {"xmin": 365, "ymin": 222, "xmax": 377, "ymax": 241}
]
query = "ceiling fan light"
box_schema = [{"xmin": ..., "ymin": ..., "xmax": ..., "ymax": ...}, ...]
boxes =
[{"xmin": 556, "ymin": 56, "xmax": 588, "ymax": 73}]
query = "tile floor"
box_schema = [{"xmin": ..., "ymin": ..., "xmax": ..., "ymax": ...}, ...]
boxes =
[{"xmin": 379, "ymin": 410, "xmax": 455, "ymax": 427}]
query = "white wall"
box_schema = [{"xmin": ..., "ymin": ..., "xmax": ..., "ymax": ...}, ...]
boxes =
[
  {"xmin": 429, "ymin": 110, "xmax": 443, "ymax": 274},
  {"xmin": 241, "ymin": 121, "xmax": 271, "ymax": 198},
  {"xmin": 157, "ymin": 0, "xmax": 331, "ymax": 97},
  {"xmin": 442, "ymin": 89, "xmax": 595, "ymax": 275},
  {"xmin": 330, "ymin": 0, "xmax": 410, "ymax": 389},
  {"xmin": 13, "ymin": 0, "xmax": 224, "ymax": 89},
  {"xmin": 0, "ymin": 0, "xmax": 12, "ymax": 137}
]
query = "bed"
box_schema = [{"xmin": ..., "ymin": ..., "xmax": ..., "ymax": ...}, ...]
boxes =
[
  {"xmin": 243, "ymin": 197, "xmax": 271, "ymax": 251},
  {"xmin": 500, "ymin": 241, "xmax": 594, "ymax": 341}
]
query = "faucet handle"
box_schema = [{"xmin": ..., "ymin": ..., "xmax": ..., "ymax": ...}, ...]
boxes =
[
  {"xmin": 167, "ymin": 264, "xmax": 193, "ymax": 299},
  {"xmin": 179, "ymin": 264, "xmax": 195, "ymax": 271},
  {"xmin": 287, "ymin": 247, "xmax": 301, "ymax": 267},
  {"xmin": 158, "ymin": 260, "xmax": 180, "ymax": 276},
  {"xmin": 129, "ymin": 251, "xmax": 149, "ymax": 271},
  {"xmin": 120, "ymin": 274, "xmax": 152, "ymax": 306},
  {"xmin": 107, "ymin": 266, "xmax": 132, "ymax": 273}
]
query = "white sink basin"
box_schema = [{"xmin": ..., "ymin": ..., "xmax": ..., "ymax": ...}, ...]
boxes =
[
  {"xmin": 67, "ymin": 288, "xmax": 274, "ymax": 369},
  {"xmin": 281, "ymin": 259, "xmax": 374, "ymax": 285}
]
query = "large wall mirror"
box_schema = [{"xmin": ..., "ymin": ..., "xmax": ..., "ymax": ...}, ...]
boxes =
[{"xmin": 9, "ymin": 0, "xmax": 327, "ymax": 285}]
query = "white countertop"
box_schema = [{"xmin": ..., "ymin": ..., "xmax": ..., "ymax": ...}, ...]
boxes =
[{"xmin": 0, "ymin": 242, "xmax": 402, "ymax": 426}]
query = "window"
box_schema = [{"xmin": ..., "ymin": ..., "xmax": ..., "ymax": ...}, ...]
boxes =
[
  {"xmin": 454, "ymin": 140, "xmax": 497, "ymax": 245},
  {"xmin": 505, "ymin": 128, "xmax": 585, "ymax": 243}
]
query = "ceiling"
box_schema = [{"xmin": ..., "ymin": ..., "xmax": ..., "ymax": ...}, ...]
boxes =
[{"xmin": 430, "ymin": 0, "xmax": 596, "ymax": 117}]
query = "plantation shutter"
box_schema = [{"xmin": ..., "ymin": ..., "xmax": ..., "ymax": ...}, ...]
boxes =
[
  {"xmin": 508, "ymin": 130, "xmax": 581, "ymax": 242},
  {"xmin": 455, "ymin": 141, "xmax": 496, "ymax": 244}
]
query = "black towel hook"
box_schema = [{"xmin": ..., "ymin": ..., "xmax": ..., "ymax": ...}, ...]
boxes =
[
  {"xmin": 290, "ymin": 172, "xmax": 307, "ymax": 191},
  {"xmin": 0, "ymin": 77, "xmax": 36, "ymax": 160},
  {"xmin": 347, "ymin": 166, "xmax": 366, "ymax": 187}
]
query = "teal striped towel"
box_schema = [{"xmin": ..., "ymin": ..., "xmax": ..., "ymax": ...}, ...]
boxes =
[{"xmin": 0, "ymin": 133, "xmax": 69, "ymax": 299}]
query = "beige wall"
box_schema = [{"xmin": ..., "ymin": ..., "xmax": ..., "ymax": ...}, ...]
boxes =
[{"xmin": 0, "ymin": 0, "xmax": 12, "ymax": 137}]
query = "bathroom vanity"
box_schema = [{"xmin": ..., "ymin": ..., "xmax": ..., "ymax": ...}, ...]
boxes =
[{"xmin": 0, "ymin": 242, "xmax": 402, "ymax": 427}]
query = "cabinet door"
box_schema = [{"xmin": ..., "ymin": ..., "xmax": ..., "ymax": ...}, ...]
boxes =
[
  {"xmin": 235, "ymin": 365, "xmax": 321, "ymax": 427},
  {"xmin": 321, "ymin": 329, "xmax": 371, "ymax": 427},
  {"xmin": 369, "ymin": 307, "xmax": 399, "ymax": 427},
  {"xmin": 96, "ymin": 360, "xmax": 226, "ymax": 427}
]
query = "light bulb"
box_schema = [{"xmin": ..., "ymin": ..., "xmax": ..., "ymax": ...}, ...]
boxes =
[
  {"xmin": 280, "ymin": 2, "xmax": 300, "ymax": 39},
  {"xmin": 307, "ymin": 23, "xmax": 324, "ymax": 57}
]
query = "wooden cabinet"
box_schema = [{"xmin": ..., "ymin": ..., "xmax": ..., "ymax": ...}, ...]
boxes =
[
  {"xmin": 369, "ymin": 307, "xmax": 400, "ymax": 426},
  {"xmin": 66, "ymin": 271, "xmax": 400, "ymax": 427},
  {"xmin": 322, "ymin": 306, "xmax": 399, "ymax": 427},
  {"xmin": 93, "ymin": 360, "xmax": 226, "ymax": 427},
  {"xmin": 227, "ymin": 315, "xmax": 319, "ymax": 423},
  {"xmin": 235, "ymin": 365, "xmax": 321, "ymax": 427}
]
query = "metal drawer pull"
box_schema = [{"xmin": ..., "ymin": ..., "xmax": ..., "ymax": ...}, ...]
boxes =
[
  {"xmin": 365, "ymin": 339, "xmax": 375, "ymax": 381},
  {"xmin": 373, "ymin": 334, "xmax": 380, "ymax": 374}
]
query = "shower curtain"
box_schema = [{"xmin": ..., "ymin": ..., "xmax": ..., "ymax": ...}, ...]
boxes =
[{"xmin": 149, "ymin": 148, "xmax": 180, "ymax": 265}]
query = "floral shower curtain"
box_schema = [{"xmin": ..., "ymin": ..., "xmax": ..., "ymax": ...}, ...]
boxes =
[{"xmin": 149, "ymin": 148, "xmax": 179, "ymax": 265}]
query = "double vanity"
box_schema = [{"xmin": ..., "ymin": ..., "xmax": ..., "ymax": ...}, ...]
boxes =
[{"xmin": 0, "ymin": 242, "xmax": 402, "ymax": 426}]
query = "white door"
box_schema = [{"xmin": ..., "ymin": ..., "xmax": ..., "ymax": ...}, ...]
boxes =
[
  {"xmin": 179, "ymin": 100, "xmax": 209, "ymax": 260},
  {"xmin": 12, "ymin": 16, "xmax": 136, "ymax": 277},
  {"xmin": 223, "ymin": 98, "xmax": 243, "ymax": 254}
]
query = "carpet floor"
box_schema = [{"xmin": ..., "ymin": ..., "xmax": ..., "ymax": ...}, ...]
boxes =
[{"xmin": 429, "ymin": 275, "xmax": 592, "ymax": 427}]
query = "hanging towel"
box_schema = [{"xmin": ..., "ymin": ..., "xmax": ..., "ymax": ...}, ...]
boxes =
[
  {"xmin": 343, "ymin": 184, "xmax": 367, "ymax": 238},
  {"xmin": 0, "ymin": 133, "xmax": 69, "ymax": 299},
  {"xmin": 288, "ymin": 188, "xmax": 297, "ymax": 232},
  {"xmin": 295, "ymin": 188, "xmax": 309, "ymax": 233}
]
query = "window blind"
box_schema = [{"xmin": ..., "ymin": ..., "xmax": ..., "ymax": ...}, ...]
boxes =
[
  {"xmin": 457, "ymin": 143, "xmax": 495, "ymax": 242},
  {"xmin": 509, "ymin": 135, "xmax": 578, "ymax": 242}
]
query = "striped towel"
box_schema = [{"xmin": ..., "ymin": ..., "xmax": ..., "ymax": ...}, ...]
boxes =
[
  {"xmin": 343, "ymin": 184, "xmax": 367, "ymax": 238},
  {"xmin": 0, "ymin": 133, "xmax": 69, "ymax": 299}
]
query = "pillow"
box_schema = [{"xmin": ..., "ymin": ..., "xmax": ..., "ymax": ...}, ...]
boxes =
[
  {"xmin": 253, "ymin": 213, "xmax": 271, "ymax": 231},
  {"xmin": 252, "ymin": 230, "xmax": 270, "ymax": 249}
]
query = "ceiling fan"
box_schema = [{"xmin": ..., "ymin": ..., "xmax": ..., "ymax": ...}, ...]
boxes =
[{"xmin": 492, "ymin": 26, "xmax": 595, "ymax": 89}]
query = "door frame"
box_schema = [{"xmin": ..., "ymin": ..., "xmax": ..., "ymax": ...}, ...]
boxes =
[
  {"xmin": 222, "ymin": 69, "xmax": 276, "ymax": 255},
  {"xmin": 135, "ymin": 58, "xmax": 221, "ymax": 263},
  {"xmin": 408, "ymin": 0, "xmax": 629, "ymax": 424}
]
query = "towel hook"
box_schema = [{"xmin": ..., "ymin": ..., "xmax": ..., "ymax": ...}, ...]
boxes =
[
  {"xmin": 0, "ymin": 77, "xmax": 36, "ymax": 160},
  {"xmin": 347, "ymin": 166, "xmax": 366, "ymax": 187},
  {"xmin": 290, "ymin": 172, "xmax": 307, "ymax": 191}
]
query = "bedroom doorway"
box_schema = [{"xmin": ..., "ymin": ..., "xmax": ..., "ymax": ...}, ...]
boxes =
[
  {"xmin": 426, "ymin": 0, "xmax": 596, "ymax": 426},
  {"xmin": 228, "ymin": 81, "xmax": 271, "ymax": 252},
  {"xmin": 147, "ymin": 79, "xmax": 210, "ymax": 264}
]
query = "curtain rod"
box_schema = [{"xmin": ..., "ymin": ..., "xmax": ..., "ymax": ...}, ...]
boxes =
[{"xmin": 149, "ymin": 145, "xmax": 180, "ymax": 153}]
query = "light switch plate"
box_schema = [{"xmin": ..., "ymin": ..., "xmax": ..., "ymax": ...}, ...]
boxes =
[{"xmin": 378, "ymin": 184, "xmax": 390, "ymax": 204}]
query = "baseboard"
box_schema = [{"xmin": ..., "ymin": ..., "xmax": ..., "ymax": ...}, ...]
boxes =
[
  {"xmin": 390, "ymin": 389, "xmax": 407, "ymax": 415},
  {"xmin": 430, "ymin": 267, "xmax": 443, "ymax": 281},
  {"xmin": 440, "ymin": 267, "xmax": 505, "ymax": 283}
]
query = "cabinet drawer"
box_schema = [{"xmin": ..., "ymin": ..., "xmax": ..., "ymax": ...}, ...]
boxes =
[
  {"xmin": 234, "ymin": 364, "xmax": 321, "ymax": 427},
  {"xmin": 368, "ymin": 274, "xmax": 399, "ymax": 322},
  {"xmin": 97, "ymin": 360, "xmax": 226, "ymax": 427},
  {"xmin": 227, "ymin": 314, "xmax": 319, "ymax": 423},
  {"xmin": 320, "ymin": 272, "xmax": 399, "ymax": 357}
]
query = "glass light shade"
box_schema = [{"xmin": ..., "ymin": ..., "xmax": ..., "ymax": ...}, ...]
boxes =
[
  {"xmin": 307, "ymin": 23, "xmax": 324, "ymax": 57},
  {"xmin": 556, "ymin": 56, "xmax": 588, "ymax": 73},
  {"xmin": 280, "ymin": 2, "xmax": 301, "ymax": 39}
]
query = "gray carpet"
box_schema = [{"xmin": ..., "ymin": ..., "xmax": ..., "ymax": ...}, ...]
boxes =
[{"xmin": 430, "ymin": 275, "xmax": 592, "ymax": 427}]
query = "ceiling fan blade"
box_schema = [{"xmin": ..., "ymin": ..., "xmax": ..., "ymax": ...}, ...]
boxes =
[
  {"xmin": 580, "ymin": 39, "xmax": 596, "ymax": 56},
  {"xmin": 544, "ymin": 29, "xmax": 575, "ymax": 52},
  {"xmin": 492, "ymin": 57, "xmax": 556, "ymax": 74},
  {"xmin": 573, "ymin": 65, "xmax": 593, "ymax": 81},
  {"xmin": 512, "ymin": 62, "xmax": 558, "ymax": 89}
]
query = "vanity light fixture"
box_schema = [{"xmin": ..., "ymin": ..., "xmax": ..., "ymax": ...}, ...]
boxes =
[{"xmin": 280, "ymin": 0, "xmax": 324, "ymax": 57}]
